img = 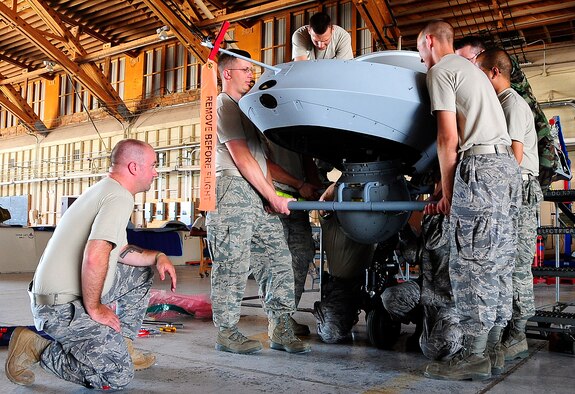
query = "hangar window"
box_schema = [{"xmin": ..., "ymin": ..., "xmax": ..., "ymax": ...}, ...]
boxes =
[
  {"xmin": 59, "ymin": 76, "xmax": 99, "ymax": 116},
  {"xmin": 357, "ymin": 15, "xmax": 374, "ymax": 55},
  {"xmin": 0, "ymin": 109, "xmax": 18, "ymax": 129},
  {"xmin": 326, "ymin": 1, "xmax": 375, "ymax": 55},
  {"xmin": 109, "ymin": 58, "xmax": 125, "ymax": 99},
  {"xmin": 144, "ymin": 47, "xmax": 163, "ymax": 98},
  {"xmin": 144, "ymin": 42, "xmax": 201, "ymax": 98},
  {"xmin": 262, "ymin": 17, "xmax": 287, "ymax": 66},
  {"xmin": 325, "ymin": 1, "xmax": 352, "ymax": 31},
  {"xmin": 186, "ymin": 52, "xmax": 200, "ymax": 90},
  {"xmin": 26, "ymin": 80, "xmax": 46, "ymax": 121}
]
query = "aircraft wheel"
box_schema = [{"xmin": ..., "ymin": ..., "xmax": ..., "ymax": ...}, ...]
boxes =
[{"xmin": 366, "ymin": 307, "xmax": 401, "ymax": 349}]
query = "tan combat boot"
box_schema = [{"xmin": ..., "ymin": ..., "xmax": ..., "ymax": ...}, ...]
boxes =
[
  {"xmin": 270, "ymin": 314, "xmax": 311, "ymax": 354},
  {"xmin": 424, "ymin": 333, "xmax": 491, "ymax": 381},
  {"xmin": 125, "ymin": 338, "xmax": 156, "ymax": 370},
  {"xmin": 502, "ymin": 330, "xmax": 529, "ymax": 361},
  {"xmin": 289, "ymin": 316, "xmax": 310, "ymax": 336},
  {"xmin": 487, "ymin": 326, "xmax": 505, "ymax": 375},
  {"xmin": 268, "ymin": 316, "xmax": 310, "ymax": 337},
  {"xmin": 5, "ymin": 327, "xmax": 51, "ymax": 386},
  {"xmin": 216, "ymin": 327, "xmax": 263, "ymax": 354}
]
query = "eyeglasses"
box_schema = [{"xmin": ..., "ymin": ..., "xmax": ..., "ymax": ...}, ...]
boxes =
[
  {"xmin": 465, "ymin": 50, "xmax": 484, "ymax": 62},
  {"xmin": 226, "ymin": 67, "xmax": 255, "ymax": 75}
]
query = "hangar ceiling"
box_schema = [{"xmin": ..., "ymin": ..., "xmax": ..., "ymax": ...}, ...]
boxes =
[{"xmin": 0, "ymin": 0, "xmax": 573, "ymax": 132}]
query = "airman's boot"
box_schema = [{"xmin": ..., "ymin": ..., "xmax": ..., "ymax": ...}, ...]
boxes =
[
  {"xmin": 289, "ymin": 316, "xmax": 311, "ymax": 336},
  {"xmin": 487, "ymin": 326, "xmax": 505, "ymax": 375},
  {"xmin": 268, "ymin": 316, "xmax": 310, "ymax": 337},
  {"xmin": 270, "ymin": 314, "xmax": 311, "ymax": 354},
  {"xmin": 216, "ymin": 326, "xmax": 263, "ymax": 354},
  {"xmin": 5, "ymin": 327, "xmax": 51, "ymax": 386},
  {"xmin": 502, "ymin": 328, "xmax": 529, "ymax": 361},
  {"xmin": 424, "ymin": 333, "xmax": 491, "ymax": 381},
  {"xmin": 125, "ymin": 338, "xmax": 156, "ymax": 370}
]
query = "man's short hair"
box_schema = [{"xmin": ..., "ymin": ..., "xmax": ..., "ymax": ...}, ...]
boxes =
[
  {"xmin": 476, "ymin": 48, "xmax": 512, "ymax": 80},
  {"xmin": 419, "ymin": 20, "xmax": 454, "ymax": 46},
  {"xmin": 111, "ymin": 139, "xmax": 150, "ymax": 166},
  {"xmin": 454, "ymin": 36, "xmax": 486, "ymax": 51},
  {"xmin": 309, "ymin": 12, "xmax": 331, "ymax": 35},
  {"xmin": 217, "ymin": 49, "xmax": 251, "ymax": 74}
]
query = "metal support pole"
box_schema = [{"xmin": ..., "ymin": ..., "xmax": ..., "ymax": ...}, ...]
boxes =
[
  {"xmin": 287, "ymin": 200, "xmax": 429, "ymax": 212},
  {"xmin": 201, "ymin": 41, "xmax": 282, "ymax": 74}
]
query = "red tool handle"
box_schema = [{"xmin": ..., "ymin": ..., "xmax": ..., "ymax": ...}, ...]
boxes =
[{"xmin": 208, "ymin": 21, "xmax": 230, "ymax": 61}]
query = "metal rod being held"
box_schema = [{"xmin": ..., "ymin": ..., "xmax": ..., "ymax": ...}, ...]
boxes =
[
  {"xmin": 287, "ymin": 201, "xmax": 430, "ymax": 212},
  {"xmin": 201, "ymin": 41, "xmax": 282, "ymax": 74}
]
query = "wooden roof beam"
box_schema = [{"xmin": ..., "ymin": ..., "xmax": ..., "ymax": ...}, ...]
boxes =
[
  {"xmin": 205, "ymin": 0, "xmax": 226, "ymax": 9},
  {"xmin": 0, "ymin": 2, "xmax": 130, "ymax": 122},
  {"xmin": 0, "ymin": 82, "xmax": 47, "ymax": 133},
  {"xmin": 187, "ymin": 0, "xmax": 237, "ymax": 48},
  {"xmin": 399, "ymin": 9, "xmax": 575, "ymax": 38},
  {"xmin": 0, "ymin": 52, "xmax": 31, "ymax": 70},
  {"xmin": 352, "ymin": 0, "xmax": 401, "ymax": 49},
  {"xmin": 196, "ymin": 0, "xmax": 317, "ymax": 28},
  {"xmin": 140, "ymin": 0, "xmax": 210, "ymax": 62},
  {"xmin": 181, "ymin": 0, "xmax": 201, "ymax": 22},
  {"xmin": 0, "ymin": 31, "xmax": 178, "ymax": 86},
  {"xmin": 491, "ymin": 0, "xmax": 505, "ymax": 29},
  {"xmin": 58, "ymin": 13, "xmax": 120, "ymax": 46},
  {"xmin": 26, "ymin": 0, "xmax": 86, "ymax": 58}
]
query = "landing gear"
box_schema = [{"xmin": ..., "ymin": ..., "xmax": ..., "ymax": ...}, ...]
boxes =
[
  {"xmin": 366, "ymin": 304, "xmax": 401, "ymax": 349},
  {"xmin": 362, "ymin": 236, "xmax": 403, "ymax": 349}
]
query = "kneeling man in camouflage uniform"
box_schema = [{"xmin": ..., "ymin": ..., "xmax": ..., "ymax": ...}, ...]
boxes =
[{"xmin": 5, "ymin": 139, "xmax": 177, "ymax": 390}]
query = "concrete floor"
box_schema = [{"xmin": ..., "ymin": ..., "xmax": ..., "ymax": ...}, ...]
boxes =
[{"xmin": 1, "ymin": 265, "xmax": 574, "ymax": 393}]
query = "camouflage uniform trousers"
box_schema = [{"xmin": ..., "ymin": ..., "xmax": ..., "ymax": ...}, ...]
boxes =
[
  {"xmin": 206, "ymin": 175, "xmax": 296, "ymax": 329},
  {"xmin": 279, "ymin": 210, "xmax": 316, "ymax": 308},
  {"xmin": 30, "ymin": 263, "xmax": 154, "ymax": 390},
  {"xmin": 381, "ymin": 280, "xmax": 420, "ymax": 322},
  {"xmin": 512, "ymin": 177, "xmax": 543, "ymax": 321},
  {"xmin": 449, "ymin": 153, "xmax": 522, "ymax": 336},
  {"xmin": 419, "ymin": 214, "xmax": 463, "ymax": 360}
]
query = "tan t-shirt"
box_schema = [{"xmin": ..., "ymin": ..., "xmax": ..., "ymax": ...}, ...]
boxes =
[
  {"xmin": 498, "ymin": 87, "xmax": 539, "ymax": 176},
  {"xmin": 291, "ymin": 25, "xmax": 353, "ymax": 61},
  {"xmin": 33, "ymin": 177, "xmax": 134, "ymax": 298},
  {"xmin": 216, "ymin": 92, "xmax": 268, "ymax": 176},
  {"xmin": 427, "ymin": 54, "xmax": 511, "ymax": 152}
]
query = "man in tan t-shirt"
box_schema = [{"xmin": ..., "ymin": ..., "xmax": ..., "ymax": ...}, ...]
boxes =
[
  {"xmin": 291, "ymin": 12, "xmax": 353, "ymax": 61},
  {"xmin": 476, "ymin": 48, "xmax": 543, "ymax": 372},
  {"xmin": 5, "ymin": 139, "xmax": 177, "ymax": 390},
  {"xmin": 417, "ymin": 21, "xmax": 521, "ymax": 382}
]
